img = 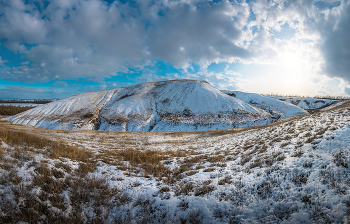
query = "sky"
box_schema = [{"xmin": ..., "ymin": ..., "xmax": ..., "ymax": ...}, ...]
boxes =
[{"xmin": 0, "ymin": 0, "xmax": 350, "ymax": 99}]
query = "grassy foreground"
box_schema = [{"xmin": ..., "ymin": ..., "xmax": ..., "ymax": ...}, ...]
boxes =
[{"xmin": 1, "ymin": 102, "xmax": 350, "ymax": 223}]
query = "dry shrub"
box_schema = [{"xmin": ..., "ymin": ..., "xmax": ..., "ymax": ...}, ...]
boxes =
[
  {"xmin": 334, "ymin": 151, "xmax": 348, "ymax": 168},
  {"xmin": 292, "ymin": 170, "xmax": 309, "ymax": 186},
  {"xmin": 208, "ymin": 155, "xmax": 225, "ymax": 163},
  {"xmin": 185, "ymin": 209, "xmax": 204, "ymax": 224},
  {"xmin": 182, "ymin": 155, "xmax": 208, "ymax": 166},
  {"xmin": 194, "ymin": 180, "xmax": 214, "ymax": 196},
  {"xmin": 174, "ymin": 182, "xmax": 194, "ymax": 196},
  {"xmin": 256, "ymin": 181, "xmax": 272, "ymax": 199},
  {"xmin": 0, "ymin": 170, "xmax": 22, "ymax": 185},
  {"xmin": 203, "ymin": 167, "xmax": 215, "ymax": 172},
  {"xmin": 55, "ymin": 161, "xmax": 72, "ymax": 173},
  {"xmin": 265, "ymin": 158, "xmax": 274, "ymax": 167},
  {"xmin": 177, "ymin": 199, "xmax": 189, "ymax": 211},
  {"xmin": 243, "ymin": 144, "xmax": 253, "ymax": 150},
  {"xmin": 306, "ymin": 136, "xmax": 317, "ymax": 144},
  {"xmin": 249, "ymin": 158, "xmax": 263, "ymax": 169},
  {"xmin": 186, "ymin": 170, "xmax": 199, "ymax": 176},
  {"xmin": 68, "ymin": 175, "xmax": 118, "ymax": 205},
  {"xmin": 142, "ymin": 162, "xmax": 171, "ymax": 177},
  {"xmin": 218, "ymin": 176, "xmax": 232, "ymax": 185},
  {"xmin": 159, "ymin": 186, "xmax": 170, "ymax": 193},
  {"xmin": 280, "ymin": 142, "xmax": 290, "ymax": 148},
  {"xmin": 216, "ymin": 162, "xmax": 227, "ymax": 167},
  {"xmin": 276, "ymin": 155, "xmax": 286, "ymax": 161},
  {"xmin": 291, "ymin": 151, "xmax": 304, "ymax": 157},
  {"xmin": 240, "ymin": 155, "xmax": 251, "ymax": 165},
  {"xmin": 76, "ymin": 161, "xmax": 97, "ymax": 177},
  {"xmin": 33, "ymin": 164, "xmax": 66, "ymax": 194},
  {"xmin": 303, "ymin": 162, "xmax": 313, "ymax": 168},
  {"xmin": 316, "ymin": 128, "xmax": 328, "ymax": 136}
]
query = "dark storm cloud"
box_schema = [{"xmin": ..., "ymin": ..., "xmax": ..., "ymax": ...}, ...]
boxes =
[{"xmin": 321, "ymin": 2, "xmax": 350, "ymax": 82}]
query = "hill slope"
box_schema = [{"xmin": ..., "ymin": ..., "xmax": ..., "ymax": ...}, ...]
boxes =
[
  {"xmin": 6, "ymin": 80, "xmax": 274, "ymax": 132},
  {"xmin": 222, "ymin": 90, "xmax": 309, "ymax": 119},
  {"xmin": 267, "ymin": 95, "xmax": 337, "ymax": 111}
]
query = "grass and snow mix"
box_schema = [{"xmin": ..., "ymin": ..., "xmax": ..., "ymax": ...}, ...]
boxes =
[{"xmin": 1, "ymin": 102, "xmax": 350, "ymax": 223}]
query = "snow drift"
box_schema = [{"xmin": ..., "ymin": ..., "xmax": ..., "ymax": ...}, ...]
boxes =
[{"xmin": 7, "ymin": 80, "xmax": 274, "ymax": 132}]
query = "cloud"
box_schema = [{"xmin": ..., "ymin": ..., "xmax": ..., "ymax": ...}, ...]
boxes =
[
  {"xmin": 0, "ymin": 56, "xmax": 8, "ymax": 66},
  {"xmin": 0, "ymin": 0, "xmax": 254, "ymax": 83},
  {"xmin": 147, "ymin": 0, "xmax": 251, "ymax": 68},
  {"xmin": 321, "ymin": 1, "xmax": 350, "ymax": 82},
  {"xmin": 0, "ymin": 86, "xmax": 70, "ymax": 99},
  {"xmin": 0, "ymin": 0, "xmax": 349, "ymax": 95},
  {"xmin": 345, "ymin": 87, "xmax": 350, "ymax": 95}
]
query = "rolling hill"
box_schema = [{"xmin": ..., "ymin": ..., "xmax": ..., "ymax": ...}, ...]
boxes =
[{"xmin": 6, "ymin": 80, "xmax": 275, "ymax": 132}]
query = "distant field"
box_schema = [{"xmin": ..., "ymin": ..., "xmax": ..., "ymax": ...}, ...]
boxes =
[
  {"xmin": 0, "ymin": 103, "xmax": 40, "ymax": 107},
  {"xmin": 0, "ymin": 105, "xmax": 35, "ymax": 116},
  {"xmin": 0, "ymin": 99, "xmax": 53, "ymax": 104}
]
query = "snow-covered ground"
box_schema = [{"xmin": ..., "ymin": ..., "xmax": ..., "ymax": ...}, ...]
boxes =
[{"xmin": 1, "ymin": 101, "xmax": 350, "ymax": 223}]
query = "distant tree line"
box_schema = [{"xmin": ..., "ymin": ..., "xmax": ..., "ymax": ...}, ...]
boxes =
[
  {"xmin": 0, "ymin": 105, "xmax": 35, "ymax": 116},
  {"xmin": 0, "ymin": 99, "xmax": 54, "ymax": 104}
]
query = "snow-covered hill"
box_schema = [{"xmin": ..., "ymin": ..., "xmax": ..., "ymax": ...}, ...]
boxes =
[
  {"xmin": 6, "ymin": 89, "xmax": 116, "ymax": 130},
  {"xmin": 267, "ymin": 95, "xmax": 337, "ymax": 111},
  {"xmin": 6, "ymin": 80, "xmax": 274, "ymax": 132},
  {"xmin": 222, "ymin": 90, "xmax": 308, "ymax": 119}
]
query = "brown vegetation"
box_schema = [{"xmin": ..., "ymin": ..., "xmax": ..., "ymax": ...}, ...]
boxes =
[{"xmin": 0, "ymin": 105, "xmax": 35, "ymax": 116}]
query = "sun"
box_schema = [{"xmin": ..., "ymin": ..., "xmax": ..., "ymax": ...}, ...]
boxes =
[{"xmin": 279, "ymin": 53, "xmax": 308, "ymax": 94}]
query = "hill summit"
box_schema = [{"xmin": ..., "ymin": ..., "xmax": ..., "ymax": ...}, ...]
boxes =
[{"xmin": 6, "ymin": 80, "xmax": 302, "ymax": 132}]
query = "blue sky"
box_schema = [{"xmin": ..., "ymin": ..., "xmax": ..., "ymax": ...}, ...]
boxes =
[{"xmin": 0, "ymin": 0, "xmax": 350, "ymax": 99}]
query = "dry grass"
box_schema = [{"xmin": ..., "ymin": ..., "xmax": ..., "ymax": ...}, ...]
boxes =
[
  {"xmin": 0, "ymin": 123, "xmax": 95, "ymax": 163},
  {"xmin": 0, "ymin": 100, "xmax": 349, "ymax": 223},
  {"xmin": 0, "ymin": 105, "xmax": 35, "ymax": 116}
]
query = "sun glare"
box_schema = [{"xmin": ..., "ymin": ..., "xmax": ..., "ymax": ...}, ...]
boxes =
[{"xmin": 278, "ymin": 53, "xmax": 308, "ymax": 94}]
